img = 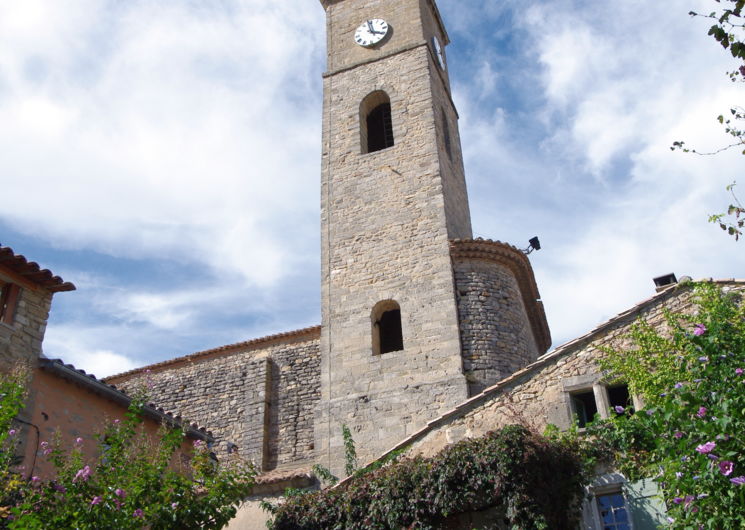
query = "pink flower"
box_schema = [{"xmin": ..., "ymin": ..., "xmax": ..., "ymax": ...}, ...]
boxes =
[
  {"xmin": 719, "ymin": 461, "xmax": 735, "ymax": 476},
  {"xmin": 693, "ymin": 324, "xmax": 706, "ymax": 336},
  {"xmin": 133, "ymin": 509, "xmax": 144, "ymax": 518},
  {"xmin": 736, "ymin": 368, "xmax": 744, "ymax": 376},
  {"xmin": 40, "ymin": 441, "xmax": 52, "ymax": 456},
  {"xmin": 115, "ymin": 488, "xmax": 126, "ymax": 499},
  {"xmin": 91, "ymin": 496, "xmax": 102, "ymax": 506},
  {"xmin": 75, "ymin": 437, "xmax": 83, "ymax": 445},
  {"xmin": 674, "ymin": 431, "xmax": 684, "ymax": 439},
  {"xmin": 8, "ymin": 429, "xmax": 16, "ymax": 436},
  {"xmin": 672, "ymin": 497, "xmax": 683, "ymax": 504},
  {"xmin": 171, "ymin": 502, "xmax": 178, "ymax": 509},
  {"xmin": 697, "ymin": 407, "xmax": 707, "ymax": 418},
  {"xmin": 614, "ymin": 406, "xmax": 625, "ymax": 414},
  {"xmin": 31, "ymin": 476, "xmax": 40, "ymax": 483},
  {"xmin": 53, "ymin": 483, "xmax": 66, "ymax": 493},
  {"xmin": 74, "ymin": 465, "xmax": 91, "ymax": 482},
  {"xmin": 730, "ymin": 476, "xmax": 745, "ymax": 485},
  {"xmin": 696, "ymin": 441, "xmax": 716, "ymax": 454},
  {"xmin": 113, "ymin": 419, "xmax": 121, "ymax": 424}
]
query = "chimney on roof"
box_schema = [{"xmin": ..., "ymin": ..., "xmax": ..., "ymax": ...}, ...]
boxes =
[{"xmin": 653, "ymin": 273, "xmax": 678, "ymax": 292}]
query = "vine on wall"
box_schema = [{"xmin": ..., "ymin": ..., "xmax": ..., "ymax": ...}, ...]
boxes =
[{"xmin": 270, "ymin": 425, "xmax": 596, "ymax": 530}]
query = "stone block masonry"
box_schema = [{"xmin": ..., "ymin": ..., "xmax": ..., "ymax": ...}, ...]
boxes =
[
  {"xmin": 0, "ymin": 282, "xmax": 53, "ymax": 373},
  {"xmin": 107, "ymin": 328, "xmax": 320, "ymax": 472},
  {"xmin": 451, "ymin": 239, "xmax": 550, "ymax": 395}
]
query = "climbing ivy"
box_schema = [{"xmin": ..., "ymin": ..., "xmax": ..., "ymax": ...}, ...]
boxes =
[{"xmin": 270, "ymin": 425, "xmax": 596, "ymax": 530}]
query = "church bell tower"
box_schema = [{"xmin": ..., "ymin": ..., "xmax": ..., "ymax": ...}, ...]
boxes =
[{"xmin": 314, "ymin": 0, "xmax": 474, "ymax": 472}]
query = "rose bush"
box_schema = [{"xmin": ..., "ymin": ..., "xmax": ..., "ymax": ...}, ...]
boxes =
[
  {"xmin": 589, "ymin": 282, "xmax": 745, "ymax": 528},
  {"xmin": 1, "ymin": 381, "xmax": 255, "ymax": 530}
]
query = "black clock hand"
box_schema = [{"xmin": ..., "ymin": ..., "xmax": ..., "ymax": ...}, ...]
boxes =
[{"xmin": 367, "ymin": 21, "xmax": 375, "ymax": 34}]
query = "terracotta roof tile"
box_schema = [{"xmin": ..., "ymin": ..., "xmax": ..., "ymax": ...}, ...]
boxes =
[{"xmin": 0, "ymin": 246, "xmax": 75, "ymax": 292}]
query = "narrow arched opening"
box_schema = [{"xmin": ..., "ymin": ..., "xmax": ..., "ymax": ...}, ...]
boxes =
[
  {"xmin": 371, "ymin": 300, "xmax": 404, "ymax": 355},
  {"xmin": 441, "ymin": 109, "xmax": 452, "ymax": 160},
  {"xmin": 360, "ymin": 91, "xmax": 394, "ymax": 154}
]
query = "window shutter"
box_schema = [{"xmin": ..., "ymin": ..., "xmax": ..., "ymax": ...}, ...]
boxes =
[{"xmin": 623, "ymin": 479, "xmax": 667, "ymax": 529}]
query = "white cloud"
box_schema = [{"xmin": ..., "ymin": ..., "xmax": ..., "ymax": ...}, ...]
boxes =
[
  {"xmin": 42, "ymin": 327, "xmax": 138, "ymax": 379},
  {"xmin": 3, "ymin": 0, "xmax": 744, "ymax": 368},
  {"xmin": 0, "ymin": 0, "xmax": 323, "ymax": 288}
]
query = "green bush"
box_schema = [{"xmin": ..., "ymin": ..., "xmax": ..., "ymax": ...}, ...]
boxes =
[
  {"xmin": 0, "ymin": 369, "xmax": 28, "ymax": 522},
  {"xmin": 271, "ymin": 425, "xmax": 594, "ymax": 530}
]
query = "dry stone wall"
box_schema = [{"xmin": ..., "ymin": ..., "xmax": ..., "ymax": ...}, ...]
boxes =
[{"xmin": 110, "ymin": 333, "xmax": 320, "ymax": 472}]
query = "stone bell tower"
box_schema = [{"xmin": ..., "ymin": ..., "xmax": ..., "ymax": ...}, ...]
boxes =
[
  {"xmin": 313, "ymin": 0, "xmax": 552, "ymax": 474},
  {"xmin": 314, "ymin": 0, "xmax": 474, "ymax": 472}
]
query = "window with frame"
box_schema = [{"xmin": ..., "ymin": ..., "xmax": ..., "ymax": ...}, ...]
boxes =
[
  {"xmin": 595, "ymin": 490, "xmax": 631, "ymax": 529},
  {"xmin": 571, "ymin": 389, "xmax": 598, "ymax": 428},
  {"xmin": 0, "ymin": 281, "xmax": 20, "ymax": 326}
]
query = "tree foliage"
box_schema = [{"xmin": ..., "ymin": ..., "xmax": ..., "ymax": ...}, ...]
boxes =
[
  {"xmin": 589, "ymin": 282, "xmax": 745, "ymax": 528},
  {"xmin": 673, "ymin": 1, "xmax": 745, "ymax": 240}
]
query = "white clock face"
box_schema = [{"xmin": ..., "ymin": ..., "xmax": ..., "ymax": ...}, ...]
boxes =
[
  {"xmin": 432, "ymin": 36, "xmax": 445, "ymax": 70},
  {"xmin": 354, "ymin": 19, "xmax": 389, "ymax": 47}
]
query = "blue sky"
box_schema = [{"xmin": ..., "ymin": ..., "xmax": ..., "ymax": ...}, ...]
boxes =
[{"xmin": 0, "ymin": 0, "xmax": 742, "ymax": 377}]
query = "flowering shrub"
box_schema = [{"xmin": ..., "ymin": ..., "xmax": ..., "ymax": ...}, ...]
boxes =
[
  {"xmin": 590, "ymin": 282, "xmax": 745, "ymax": 528},
  {"xmin": 5, "ymin": 396, "xmax": 256, "ymax": 529},
  {"xmin": 270, "ymin": 425, "xmax": 595, "ymax": 529},
  {"xmin": 0, "ymin": 369, "xmax": 28, "ymax": 523}
]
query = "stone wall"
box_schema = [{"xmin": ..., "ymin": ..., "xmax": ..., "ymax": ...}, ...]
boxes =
[
  {"xmin": 453, "ymin": 257, "xmax": 540, "ymax": 395},
  {"xmin": 0, "ymin": 276, "xmax": 52, "ymax": 373},
  {"xmin": 108, "ymin": 329, "xmax": 320, "ymax": 472},
  {"xmin": 373, "ymin": 281, "xmax": 745, "ymax": 460},
  {"xmin": 451, "ymin": 239, "xmax": 550, "ymax": 396}
]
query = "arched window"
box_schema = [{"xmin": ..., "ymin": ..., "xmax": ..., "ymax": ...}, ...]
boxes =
[
  {"xmin": 371, "ymin": 300, "xmax": 404, "ymax": 355},
  {"xmin": 360, "ymin": 91, "xmax": 394, "ymax": 154}
]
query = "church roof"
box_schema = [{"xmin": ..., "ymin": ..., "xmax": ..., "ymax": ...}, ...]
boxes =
[
  {"xmin": 105, "ymin": 325, "xmax": 321, "ymax": 383},
  {"xmin": 0, "ymin": 245, "xmax": 75, "ymax": 292}
]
